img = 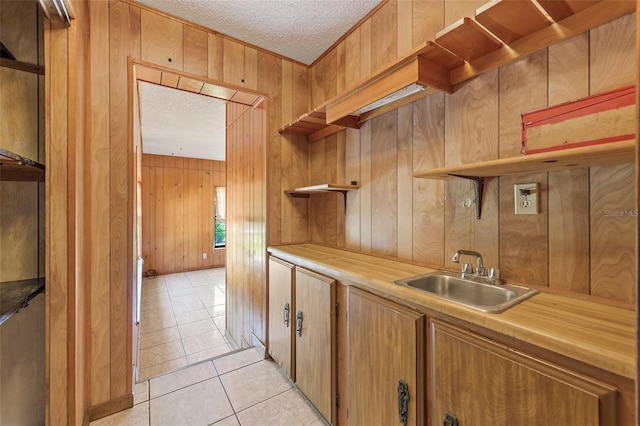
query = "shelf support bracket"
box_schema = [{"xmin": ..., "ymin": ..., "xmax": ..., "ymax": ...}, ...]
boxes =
[{"xmin": 449, "ymin": 175, "xmax": 484, "ymax": 220}]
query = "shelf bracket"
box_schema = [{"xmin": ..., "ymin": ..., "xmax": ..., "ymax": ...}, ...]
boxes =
[{"xmin": 449, "ymin": 175, "xmax": 484, "ymax": 220}]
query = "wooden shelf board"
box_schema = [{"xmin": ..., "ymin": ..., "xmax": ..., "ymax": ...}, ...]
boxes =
[
  {"xmin": 435, "ymin": 17, "xmax": 503, "ymax": 62},
  {"xmin": 0, "ymin": 57, "xmax": 44, "ymax": 75},
  {"xmin": 450, "ymin": 0, "xmax": 635, "ymax": 85},
  {"xmin": 536, "ymin": 0, "xmax": 600, "ymax": 22},
  {"xmin": 284, "ymin": 184, "xmax": 360, "ymax": 195},
  {"xmin": 0, "ymin": 148, "xmax": 45, "ymax": 182},
  {"xmin": 475, "ymin": 0, "xmax": 552, "ymax": 44},
  {"xmin": 414, "ymin": 140, "xmax": 636, "ymax": 180}
]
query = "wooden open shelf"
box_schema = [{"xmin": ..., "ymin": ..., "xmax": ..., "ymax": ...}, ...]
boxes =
[
  {"xmin": 279, "ymin": 110, "xmax": 359, "ymax": 143},
  {"xmin": 285, "ymin": 183, "xmax": 359, "ymax": 195},
  {"xmin": 285, "ymin": 183, "xmax": 360, "ymax": 209},
  {"xmin": 0, "ymin": 148, "xmax": 45, "ymax": 182},
  {"xmin": 0, "ymin": 57, "xmax": 45, "ymax": 75},
  {"xmin": 413, "ymin": 140, "xmax": 635, "ymax": 180},
  {"xmin": 414, "ymin": 140, "xmax": 635, "ymax": 220},
  {"xmin": 309, "ymin": 0, "xmax": 634, "ymax": 127}
]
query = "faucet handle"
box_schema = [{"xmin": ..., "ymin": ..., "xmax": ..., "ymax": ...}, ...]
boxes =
[
  {"xmin": 461, "ymin": 263, "xmax": 473, "ymax": 275},
  {"xmin": 476, "ymin": 265, "xmax": 486, "ymax": 276},
  {"xmin": 488, "ymin": 267, "xmax": 500, "ymax": 279}
]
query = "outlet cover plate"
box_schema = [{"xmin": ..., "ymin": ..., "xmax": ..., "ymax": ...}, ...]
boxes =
[{"xmin": 514, "ymin": 183, "xmax": 539, "ymax": 214}]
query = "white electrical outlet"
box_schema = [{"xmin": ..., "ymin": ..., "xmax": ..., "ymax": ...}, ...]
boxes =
[
  {"xmin": 514, "ymin": 183, "xmax": 539, "ymax": 215},
  {"xmin": 202, "ymin": 252, "xmax": 208, "ymax": 260}
]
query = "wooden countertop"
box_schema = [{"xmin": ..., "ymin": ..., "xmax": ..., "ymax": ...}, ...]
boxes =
[{"xmin": 268, "ymin": 244, "xmax": 635, "ymax": 380}]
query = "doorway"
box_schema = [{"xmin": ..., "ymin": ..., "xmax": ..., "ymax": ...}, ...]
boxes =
[{"xmin": 131, "ymin": 65, "xmax": 264, "ymax": 381}]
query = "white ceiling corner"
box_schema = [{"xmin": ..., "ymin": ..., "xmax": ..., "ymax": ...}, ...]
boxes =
[
  {"xmin": 139, "ymin": 81, "xmax": 227, "ymax": 161},
  {"xmin": 134, "ymin": 0, "xmax": 384, "ymax": 65}
]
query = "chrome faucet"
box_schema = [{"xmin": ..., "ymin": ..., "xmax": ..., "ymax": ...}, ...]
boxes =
[{"xmin": 451, "ymin": 250, "xmax": 485, "ymax": 276}]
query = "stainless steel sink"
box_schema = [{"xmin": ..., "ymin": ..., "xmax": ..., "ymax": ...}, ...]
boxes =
[{"xmin": 394, "ymin": 271, "xmax": 538, "ymax": 313}]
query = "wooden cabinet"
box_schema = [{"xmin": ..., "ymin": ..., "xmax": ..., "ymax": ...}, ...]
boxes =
[
  {"xmin": 267, "ymin": 257, "xmax": 295, "ymax": 379},
  {"xmin": 347, "ymin": 288, "xmax": 425, "ymax": 426},
  {"xmin": 295, "ymin": 267, "xmax": 336, "ymax": 424},
  {"xmin": 267, "ymin": 258, "xmax": 337, "ymax": 424},
  {"xmin": 430, "ymin": 321, "xmax": 617, "ymax": 426}
]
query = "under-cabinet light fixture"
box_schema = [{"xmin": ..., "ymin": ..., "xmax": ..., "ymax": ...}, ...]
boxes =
[
  {"xmin": 351, "ymin": 83, "xmax": 425, "ymax": 116},
  {"xmin": 37, "ymin": 0, "xmax": 74, "ymax": 26}
]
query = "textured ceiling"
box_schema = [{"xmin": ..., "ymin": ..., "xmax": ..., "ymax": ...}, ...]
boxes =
[
  {"xmin": 135, "ymin": 0, "xmax": 383, "ymax": 65},
  {"xmin": 139, "ymin": 82, "xmax": 227, "ymax": 161}
]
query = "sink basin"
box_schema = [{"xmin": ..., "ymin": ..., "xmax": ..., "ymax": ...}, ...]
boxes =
[{"xmin": 394, "ymin": 271, "xmax": 538, "ymax": 313}]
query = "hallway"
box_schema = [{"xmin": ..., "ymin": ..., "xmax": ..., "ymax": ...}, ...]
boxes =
[
  {"xmin": 138, "ymin": 268, "xmax": 232, "ymax": 381},
  {"xmin": 90, "ymin": 348, "xmax": 328, "ymax": 425}
]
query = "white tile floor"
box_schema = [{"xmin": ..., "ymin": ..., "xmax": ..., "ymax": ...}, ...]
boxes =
[
  {"xmin": 138, "ymin": 268, "xmax": 232, "ymax": 381},
  {"xmin": 90, "ymin": 348, "xmax": 329, "ymax": 426}
]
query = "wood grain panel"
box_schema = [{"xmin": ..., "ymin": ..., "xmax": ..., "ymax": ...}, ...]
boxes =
[
  {"xmin": 445, "ymin": 69, "xmax": 499, "ymax": 166},
  {"xmin": 336, "ymin": 41, "xmax": 346, "ymax": 94},
  {"xmin": 397, "ymin": 105, "xmax": 413, "ymax": 260},
  {"xmin": 89, "ymin": 0, "xmax": 111, "ymax": 406},
  {"xmin": 336, "ymin": 132, "xmax": 346, "ymax": 248},
  {"xmin": 345, "ymin": 28, "xmax": 361, "ymax": 87},
  {"xmin": 141, "ymin": 155, "xmax": 225, "ymax": 274},
  {"xmin": 244, "ymin": 46, "xmax": 258, "ymax": 90},
  {"xmin": 47, "ymin": 17, "xmax": 69, "ymax": 425},
  {"xmin": 140, "ymin": 9, "xmax": 183, "ymax": 70},
  {"xmin": 326, "ymin": 135, "xmax": 339, "ymax": 247},
  {"xmin": 322, "ymin": 50, "xmax": 338, "ymax": 103},
  {"xmin": 548, "ymin": 35, "xmax": 590, "ymax": 293},
  {"xmin": 360, "ymin": 121, "xmax": 372, "ymax": 253},
  {"xmin": 590, "ymin": 13, "xmax": 636, "ymax": 93},
  {"xmin": 281, "ymin": 134, "xmax": 293, "ymax": 243},
  {"xmin": 412, "ymin": 0, "xmax": 444, "ymax": 48},
  {"xmin": 183, "ymin": 25, "xmax": 207, "ymax": 76},
  {"xmin": 412, "ymin": 94, "xmax": 445, "ymax": 265},
  {"xmin": 128, "ymin": 5, "xmax": 141, "ymax": 59},
  {"xmin": 310, "ymin": 139, "xmax": 327, "ymax": 245},
  {"xmin": 223, "ymin": 38, "xmax": 245, "ymax": 87},
  {"xmin": 371, "ymin": 111, "xmax": 398, "ymax": 256},
  {"xmin": 360, "ymin": 18, "xmax": 372, "ymax": 80},
  {"xmin": 345, "ymin": 128, "xmax": 361, "ymax": 250},
  {"xmin": 397, "ymin": 0, "xmax": 412, "ymax": 55},
  {"xmin": 589, "ymin": 13, "xmax": 636, "ymax": 303},
  {"xmin": 590, "ymin": 165, "xmax": 636, "ymax": 303},
  {"xmin": 0, "ymin": 69, "xmax": 39, "ymax": 160},
  {"xmin": 292, "ymin": 62, "xmax": 309, "ymax": 119},
  {"xmin": 109, "ymin": 1, "xmax": 131, "ymax": 397},
  {"xmin": 0, "ymin": 0, "xmax": 38, "ymax": 63},
  {"xmin": 444, "ymin": 0, "xmax": 487, "ymax": 27},
  {"xmin": 281, "ymin": 60, "xmax": 293, "ymax": 127},
  {"xmin": 371, "ymin": 0, "xmax": 397, "ymax": 72},
  {"xmin": 499, "ymin": 173, "xmax": 548, "ymax": 286},
  {"xmin": 498, "ymin": 50, "xmax": 548, "ymax": 158},
  {"xmin": 207, "ymin": 33, "xmax": 223, "ymax": 81}
]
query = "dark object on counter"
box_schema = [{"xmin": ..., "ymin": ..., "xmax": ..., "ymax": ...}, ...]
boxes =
[{"xmin": 0, "ymin": 278, "xmax": 45, "ymax": 325}]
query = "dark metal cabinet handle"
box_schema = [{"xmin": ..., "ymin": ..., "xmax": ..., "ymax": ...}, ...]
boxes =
[
  {"xmin": 296, "ymin": 311, "xmax": 303, "ymax": 337},
  {"xmin": 443, "ymin": 413, "xmax": 458, "ymax": 426},
  {"xmin": 283, "ymin": 303, "xmax": 290, "ymax": 327},
  {"xmin": 398, "ymin": 380, "xmax": 409, "ymax": 425}
]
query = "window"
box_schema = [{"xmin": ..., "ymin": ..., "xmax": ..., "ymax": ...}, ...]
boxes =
[{"xmin": 214, "ymin": 186, "xmax": 226, "ymax": 248}]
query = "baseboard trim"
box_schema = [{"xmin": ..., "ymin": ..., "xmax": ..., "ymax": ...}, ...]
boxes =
[
  {"xmin": 88, "ymin": 393, "xmax": 133, "ymax": 422},
  {"xmin": 251, "ymin": 333, "xmax": 266, "ymax": 359}
]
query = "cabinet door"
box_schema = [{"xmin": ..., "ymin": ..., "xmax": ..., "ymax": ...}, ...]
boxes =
[
  {"xmin": 141, "ymin": 9, "xmax": 183, "ymax": 71},
  {"xmin": 268, "ymin": 257, "xmax": 294, "ymax": 379},
  {"xmin": 348, "ymin": 288, "xmax": 425, "ymax": 426},
  {"xmin": 430, "ymin": 321, "xmax": 617, "ymax": 426},
  {"xmin": 295, "ymin": 267, "xmax": 336, "ymax": 424}
]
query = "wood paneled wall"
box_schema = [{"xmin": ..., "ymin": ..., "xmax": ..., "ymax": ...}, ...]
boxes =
[
  {"xmin": 76, "ymin": 0, "xmax": 309, "ymax": 414},
  {"xmin": 140, "ymin": 154, "xmax": 226, "ymax": 275},
  {"xmin": 226, "ymin": 103, "xmax": 267, "ymax": 348},
  {"xmin": 309, "ymin": 9, "xmax": 637, "ymax": 305}
]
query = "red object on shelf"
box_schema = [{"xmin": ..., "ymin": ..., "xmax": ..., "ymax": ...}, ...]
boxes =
[{"xmin": 521, "ymin": 85, "xmax": 636, "ymax": 155}]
